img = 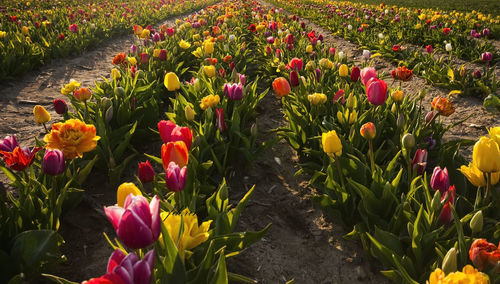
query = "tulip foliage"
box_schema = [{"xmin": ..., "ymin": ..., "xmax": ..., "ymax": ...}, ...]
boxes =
[
  {"xmin": 253, "ymin": 4, "xmax": 500, "ymax": 284},
  {"xmin": 267, "ymin": 0, "xmax": 500, "ymax": 112}
]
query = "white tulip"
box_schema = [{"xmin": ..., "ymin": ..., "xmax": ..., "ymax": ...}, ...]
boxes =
[
  {"xmin": 347, "ymin": 24, "xmax": 352, "ymax": 30},
  {"xmin": 445, "ymin": 43, "xmax": 452, "ymax": 52}
]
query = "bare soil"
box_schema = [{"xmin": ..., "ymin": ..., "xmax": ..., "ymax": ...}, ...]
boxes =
[{"xmin": 0, "ymin": 2, "xmax": 498, "ymax": 283}]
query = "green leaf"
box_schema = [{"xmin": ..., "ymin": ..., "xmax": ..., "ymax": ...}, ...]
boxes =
[
  {"xmin": 42, "ymin": 274, "xmax": 78, "ymax": 284},
  {"xmin": 209, "ymin": 249, "xmax": 228, "ymax": 284},
  {"xmin": 158, "ymin": 222, "xmax": 186, "ymax": 283},
  {"xmin": 227, "ymin": 185, "xmax": 255, "ymax": 232}
]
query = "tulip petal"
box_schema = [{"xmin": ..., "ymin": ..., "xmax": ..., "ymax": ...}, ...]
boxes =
[
  {"xmin": 113, "ymin": 266, "xmax": 133, "ymax": 284},
  {"xmin": 107, "ymin": 249, "xmax": 126, "ymax": 273},
  {"xmin": 149, "ymin": 196, "xmax": 161, "ymax": 239},
  {"xmin": 132, "ymin": 259, "xmax": 152, "ymax": 284},
  {"xmin": 104, "ymin": 206, "xmax": 125, "ymax": 230},
  {"xmin": 117, "ymin": 210, "xmax": 154, "ymax": 249}
]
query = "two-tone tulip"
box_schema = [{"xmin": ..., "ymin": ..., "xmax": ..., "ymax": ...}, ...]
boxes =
[
  {"xmin": 360, "ymin": 67, "xmax": 377, "ymax": 86},
  {"xmin": 0, "ymin": 135, "xmax": 19, "ymax": 152},
  {"xmin": 216, "ymin": 108, "xmax": 227, "ymax": 132},
  {"xmin": 223, "ymin": 83, "xmax": 243, "ymax": 101},
  {"xmin": 165, "ymin": 162, "xmax": 187, "ymax": 192},
  {"xmin": 411, "ymin": 149, "xmax": 428, "ymax": 175},
  {"xmin": 104, "ymin": 194, "xmax": 160, "ymax": 249},
  {"xmin": 42, "ymin": 149, "xmax": 65, "ymax": 175},
  {"xmin": 272, "ymin": 77, "xmax": 291, "ymax": 98},
  {"xmin": 430, "ymin": 166, "xmax": 450, "ymax": 193},
  {"xmin": 161, "ymin": 141, "xmax": 189, "ymax": 169}
]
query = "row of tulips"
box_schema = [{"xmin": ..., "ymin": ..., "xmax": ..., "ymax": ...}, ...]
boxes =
[
  {"xmin": 1, "ymin": 0, "xmax": 276, "ymax": 282},
  {"xmin": 266, "ymin": 0, "xmax": 500, "ymax": 112},
  {"xmin": 242, "ymin": 2, "xmax": 499, "ymax": 283},
  {"xmin": 0, "ymin": 0, "xmax": 216, "ymax": 80}
]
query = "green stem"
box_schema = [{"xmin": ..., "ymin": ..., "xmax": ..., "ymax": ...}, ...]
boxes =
[
  {"xmin": 368, "ymin": 140, "xmax": 375, "ymax": 173},
  {"xmin": 51, "ymin": 176, "xmax": 58, "ymax": 230},
  {"xmin": 485, "ymin": 172, "xmax": 491, "ymax": 201},
  {"xmin": 84, "ymin": 100, "xmax": 89, "ymax": 122},
  {"xmin": 42, "ymin": 123, "xmax": 49, "ymax": 134},
  {"xmin": 334, "ymin": 154, "xmax": 346, "ymax": 189}
]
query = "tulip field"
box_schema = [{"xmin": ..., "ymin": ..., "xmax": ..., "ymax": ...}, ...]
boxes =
[{"xmin": 0, "ymin": 0, "xmax": 499, "ymax": 283}]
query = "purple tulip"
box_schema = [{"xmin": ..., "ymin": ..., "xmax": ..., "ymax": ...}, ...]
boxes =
[
  {"xmin": 411, "ymin": 149, "xmax": 428, "ymax": 175},
  {"xmin": 482, "ymin": 28, "xmax": 490, "ymax": 37},
  {"xmin": 53, "ymin": 99, "xmax": 68, "ymax": 115},
  {"xmin": 152, "ymin": 33, "xmax": 160, "ymax": 42},
  {"xmin": 104, "ymin": 195, "xmax": 160, "ymax": 249},
  {"xmin": 315, "ymin": 68, "xmax": 322, "ymax": 82},
  {"xmin": 165, "ymin": 162, "xmax": 186, "ymax": 192},
  {"xmin": 366, "ymin": 78, "xmax": 387, "ymax": 105},
  {"xmin": 430, "ymin": 166, "xmax": 450, "ymax": 193},
  {"xmin": 130, "ymin": 44, "xmax": 137, "ymax": 54},
  {"xmin": 0, "ymin": 135, "xmax": 19, "ymax": 152},
  {"xmin": 481, "ymin": 52, "xmax": 492, "ymax": 63},
  {"xmin": 42, "ymin": 149, "xmax": 65, "ymax": 175},
  {"xmin": 360, "ymin": 67, "xmax": 377, "ymax": 86},
  {"xmin": 223, "ymin": 83, "xmax": 243, "ymax": 100},
  {"xmin": 94, "ymin": 249, "xmax": 154, "ymax": 284},
  {"xmin": 238, "ymin": 73, "xmax": 246, "ymax": 86},
  {"xmin": 473, "ymin": 70, "xmax": 481, "ymax": 79}
]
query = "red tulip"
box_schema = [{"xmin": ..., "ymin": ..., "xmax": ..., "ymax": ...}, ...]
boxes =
[
  {"xmin": 443, "ymin": 27, "xmax": 451, "ymax": 35},
  {"xmin": 140, "ymin": 52, "xmax": 148, "ymax": 64},
  {"xmin": 0, "ymin": 146, "xmax": 42, "ymax": 171},
  {"xmin": 289, "ymin": 70, "xmax": 300, "ymax": 87},
  {"xmin": 366, "ymin": 78, "xmax": 387, "ymax": 105},
  {"xmin": 288, "ymin": 57, "xmax": 303, "ymax": 71},
  {"xmin": 360, "ymin": 67, "xmax": 377, "ymax": 86},
  {"xmin": 411, "ymin": 149, "xmax": 427, "ymax": 175},
  {"xmin": 216, "ymin": 108, "xmax": 227, "ymax": 132},
  {"xmin": 351, "ymin": 66, "xmax": 360, "ymax": 82},
  {"xmin": 157, "ymin": 120, "xmax": 193, "ymax": 150},
  {"xmin": 138, "ymin": 161, "xmax": 155, "ymax": 183},
  {"xmin": 438, "ymin": 185, "xmax": 455, "ymax": 224},
  {"xmin": 53, "ymin": 99, "xmax": 68, "ymax": 115},
  {"xmin": 426, "ymin": 45, "xmax": 434, "ymax": 53}
]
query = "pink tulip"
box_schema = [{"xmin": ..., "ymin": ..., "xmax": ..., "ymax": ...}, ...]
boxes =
[
  {"xmin": 157, "ymin": 120, "xmax": 193, "ymax": 150},
  {"xmin": 430, "ymin": 166, "xmax": 449, "ymax": 193},
  {"xmin": 366, "ymin": 78, "xmax": 387, "ymax": 105},
  {"xmin": 223, "ymin": 83, "xmax": 243, "ymax": 100},
  {"xmin": 165, "ymin": 162, "xmax": 187, "ymax": 192},
  {"xmin": 288, "ymin": 57, "xmax": 303, "ymax": 71},
  {"xmin": 104, "ymin": 195, "xmax": 160, "ymax": 249},
  {"xmin": 360, "ymin": 67, "xmax": 377, "ymax": 86}
]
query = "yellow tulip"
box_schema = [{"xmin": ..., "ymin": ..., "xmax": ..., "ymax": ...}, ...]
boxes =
[
  {"xmin": 111, "ymin": 68, "xmax": 121, "ymax": 80},
  {"xmin": 306, "ymin": 44, "xmax": 313, "ymax": 53},
  {"xmin": 204, "ymin": 41, "xmax": 214, "ymax": 55},
  {"xmin": 472, "ymin": 136, "xmax": 500, "ymax": 173},
  {"xmin": 256, "ymin": 24, "xmax": 265, "ymax": 32},
  {"xmin": 339, "ymin": 64, "xmax": 349, "ymax": 77},
  {"xmin": 179, "ymin": 40, "xmax": 191, "ymax": 50},
  {"xmin": 488, "ymin": 126, "xmax": 500, "ymax": 146},
  {"xmin": 61, "ymin": 79, "xmax": 81, "ymax": 95},
  {"xmin": 192, "ymin": 47, "xmax": 203, "ymax": 58},
  {"xmin": 192, "ymin": 34, "xmax": 200, "ymax": 41},
  {"xmin": 185, "ymin": 105, "xmax": 196, "ymax": 121},
  {"xmin": 200, "ymin": 94, "xmax": 220, "ymax": 110},
  {"xmin": 337, "ymin": 109, "xmax": 358, "ymax": 125},
  {"xmin": 391, "ymin": 90, "xmax": 404, "ymax": 103},
  {"xmin": 153, "ymin": 49, "xmax": 160, "ymax": 58},
  {"xmin": 127, "ymin": 57, "xmax": 137, "ymax": 66},
  {"xmin": 460, "ymin": 163, "xmax": 500, "ymax": 187},
  {"xmin": 161, "ymin": 209, "xmax": 212, "ymax": 259},
  {"xmin": 140, "ymin": 29, "xmax": 150, "ymax": 39},
  {"xmin": 164, "ymin": 72, "xmax": 181, "ymax": 91},
  {"xmin": 0, "ymin": 31, "xmax": 6, "ymax": 39},
  {"xmin": 322, "ymin": 130, "xmax": 342, "ymax": 157},
  {"xmin": 22, "ymin": 26, "xmax": 29, "ymax": 35},
  {"xmin": 428, "ymin": 265, "xmax": 489, "ymax": 284},
  {"xmin": 308, "ymin": 93, "xmax": 327, "ymax": 105},
  {"xmin": 33, "ymin": 105, "xmax": 51, "ymax": 124},
  {"xmin": 117, "ymin": 183, "xmax": 142, "ymax": 207},
  {"xmin": 203, "ymin": 65, "xmax": 216, "ymax": 78}
]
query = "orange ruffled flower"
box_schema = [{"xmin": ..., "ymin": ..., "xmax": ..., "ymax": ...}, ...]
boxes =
[
  {"xmin": 469, "ymin": 239, "xmax": 500, "ymax": 272},
  {"xmin": 0, "ymin": 146, "xmax": 42, "ymax": 171},
  {"xmin": 431, "ymin": 96, "xmax": 455, "ymax": 116},
  {"xmin": 44, "ymin": 119, "xmax": 100, "ymax": 159},
  {"xmin": 428, "ymin": 265, "xmax": 489, "ymax": 284},
  {"xmin": 391, "ymin": 66, "xmax": 413, "ymax": 81},
  {"xmin": 161, "ymin": 141, "xmax": 189, "ymax": 170},
  {"xmin": 112, "ymin": 53, "xmax": 127, "ymax": 65}
]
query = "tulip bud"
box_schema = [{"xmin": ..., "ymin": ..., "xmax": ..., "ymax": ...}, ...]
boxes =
[
  {"xmin": 397, "ymin": 113, "xmax": 405, "ymax": 129},
  {"xmin": 346, "ymin": 93, "xmax": 356, "ymax": 109},
  {"xmin": 111, "ymin": 68, "xmax": 121, "ymax": 80},
  {"xmin": 105, "ymin": 105, "xmax": 113, "ymax": 124},
  {"xmin": 251, "ymin": 123, "xmax": 258, "ymax": 137},
  {"xmin": 360, "ymin": 122, "xmax": 376, "ymax": 140},
  {"xmin": 431, "ymin": 190, "xmax": 442, "ymax": 212},
  {"xmin": 339, "ymin": 64, "xmax": 348, "ymax": 77},
  {"xmin": 33, "ymin": 105, "xmax": 51, "ymax": 124},
  {"xmin": 42, "ymin": 149, "xmax": 65, "ymax": 175},
  {"xmin": 114, "ymin": 87, "xmax": 125, "ymax": 98},
  {"xmin": 402, "ymin": 133, "xmax": 415, "ymax": 149},
  {"xmin": 425, "ymin": 111, "xmax": 435, "ymax": 124},
  {"xmin": 391, "ymin": 103, "xmax": 397, "ymax": 114},
  {"xmin": 289, "ymin": 70, "xmax": 300, "ymax": 87},
  {"xmin": 470, "ymin": 210, "xmax": 483, "ymax": 234},
  {"xmin": 138, "ymin": 161, "xmax": 156, "ymax": 184},
  {"xmin": 441, "ymin": 247, "xmax": 457, "ymax": 274},
  {"xmin": 74, "ymin": 87, "xmax": 92, "ymax": 101},
  {"xmin": 391, "ymin": 90, "xmax": 404, "ymax": 103},
  {"xmin": 53, "ymin": 99, "xmax": 67, "ymax": 115},
  {"xmin": 185, "ymin": 105, "xmax": 196, "ymax": 121}
]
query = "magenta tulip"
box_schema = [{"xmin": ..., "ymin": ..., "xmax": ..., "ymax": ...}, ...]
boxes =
[
  {"xmin": 138, "ymin": 161, "xmax": 155, "ymax": 184},
  {"xmin": 0, "ymin": 135, "xmax": 19, "ymax": 152},
  {"xmin": 366, "ymin": 78, "xmax": 387, "ymax": 105},
  {"xmin": 288, "ymin": 57, "xmax": 303, "ymax": 71},
  {"xmin": 104, "ymin": 195, "xmax": 160, "ymax": 249},
  {"xmin": 140, "ymin": 52, "xmax": 148, "ymax": 64},
  {"xmin": 481, "ymin": 52, "xmax": 492, "ymax": 63},
  {"xmin": 223, "ymin": 83, "xmax": 243, "ymax": 100},
  {"xmin": 411, "ymin": 149, "xmax": 428, "ymax": 175},
  {"xmin": 42, "ymin": 149, "xmax": 65, "ymax": 175},
  {"xmin": 430, "ymin": 166, "xmax": 450, "ymax": 193},
  {"xmin": 165, "ymin": 162, "xmax": 187, "ymax": 192},
  {"xmin": 360, "ymin": 67, "xmax": 377, "ymax": 86}
]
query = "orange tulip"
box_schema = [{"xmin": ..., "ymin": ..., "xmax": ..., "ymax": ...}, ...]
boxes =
[
  {"xmin": 161, "ymin": 141, "xmax": 189, "ymax": 170},
  {"xmin": 272, "ymin": 77, "xmax": 291, "ymax": 98}
]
